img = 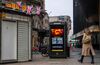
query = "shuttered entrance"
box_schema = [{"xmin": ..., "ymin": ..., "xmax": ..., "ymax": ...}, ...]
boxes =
[
  {"xmin": 1, "ymin": 21, "xmax": 17, "ymax": 61},
  {"xmin": 18, "ymin": 21, "xmax": 29, "ymax": 61}
]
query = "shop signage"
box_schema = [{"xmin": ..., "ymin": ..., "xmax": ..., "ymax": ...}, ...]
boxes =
[
  {"xmin": 5, "ymin": 3, "xmax": 20, "ymax": 10},
  {"xmin": 5, "ymin": 2, "xmax": 27, "ymax": 12},
  {"xmin": 5, "ymin": 2, "xmax": 33, "ymax": 14},
  {"xmin": 0, "ymin": 1, "xmax": 41, "ymax": 15}
]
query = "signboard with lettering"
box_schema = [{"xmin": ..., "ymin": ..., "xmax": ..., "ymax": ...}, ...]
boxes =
[
  {"xmin": 5, "ymin": 2, "xmax": 30, "ymax": 13},
  {"xmin": 0, "ymin": 1, "xmax": 42, "ymax": 15}
]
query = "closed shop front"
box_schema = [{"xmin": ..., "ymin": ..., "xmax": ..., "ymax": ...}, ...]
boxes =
[
  {"xmin": 0, "ymin": 12, "xmax": 32, "ymax": 63},
  {"xmin": 1, "ymin": 21, "xmax": 17, "ymax": 62},
  {"xmin": 17, "ymin": 21, "xmax": 29, "ymax": 61}
]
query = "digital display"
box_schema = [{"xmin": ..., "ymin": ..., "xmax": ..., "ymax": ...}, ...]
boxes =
[
  {"xmin": 52, "ymin": 37, "xmax": 63, "ymax": 44},
  {"xmin": 52, "ymin": 37, "xmax": 63, "ymax": 50},
  {"xmin": 51, "ymin": 29, "xmax": 64, "ymax": 36},
  {"xmin": 57, "ymin": 37, "xmax": 63, "ymax": 44},
  {"xmin": 52, "ymin": 37, "xmax": 56, "ymax": 44},
  {"xmin": 49, "ymin": 22, "xmax": 68, "ymax": 57},
  {"xmin": 50, "ymin": 27, "xmax": 64, "ymax": 52},
  {"xmin": 52, "ymin": 46, "xmax": 63, "ymax": 48}
]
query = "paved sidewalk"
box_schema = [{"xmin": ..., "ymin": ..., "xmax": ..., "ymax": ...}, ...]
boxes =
[{"xmin": 2, "ymin": 48, "xmax": 100, "ymax": 65}]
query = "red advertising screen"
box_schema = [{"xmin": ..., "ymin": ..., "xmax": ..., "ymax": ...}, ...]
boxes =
[{"xmin": 51, "ymin": 29, "xmax": 64, "ymax": 36}]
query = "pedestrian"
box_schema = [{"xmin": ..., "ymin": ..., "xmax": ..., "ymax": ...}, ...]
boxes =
[{"xmin": 78, "ymin": 29, "xmax": 95, "ymax": 64}]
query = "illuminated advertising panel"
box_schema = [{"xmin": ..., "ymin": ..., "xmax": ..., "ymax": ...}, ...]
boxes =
[
  {"xmin": 50, "ymin": 28, "xmax": 64, "ymax": 52},
  {"xmin": 49, "ymin": 22, "xmax": 68, "ymax": 58},
  {"xmin": 51, "ymin": 29, "xmax": 64, "ymax": 36},
  {"xmin": 52, "ymin": 37, "xmax": 63, "ymax": 44}
]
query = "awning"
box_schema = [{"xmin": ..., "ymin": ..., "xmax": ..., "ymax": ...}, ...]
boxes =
[{"xmin": 89, "ymin": 25, "xmax": 100, "ymax": 32}]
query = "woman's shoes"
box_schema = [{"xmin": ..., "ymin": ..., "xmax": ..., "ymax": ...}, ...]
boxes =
[
  {"xmin": 91, "ymin": 61, "xmax": 94, "ymax": 64},
  {"xmin": 78, "ymin": 60, "xmax": 94, "ymax": 64},
  {"xmin": 78, "ymin": 60, "xmax": 83, "ymax": 63}
]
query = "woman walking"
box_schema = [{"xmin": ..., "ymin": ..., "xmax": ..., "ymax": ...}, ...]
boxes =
[{"xmin": 78, "ymin": 29, "xmax": 95, "ymax": 64}]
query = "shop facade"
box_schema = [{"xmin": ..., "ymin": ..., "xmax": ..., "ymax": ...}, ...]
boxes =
[
  {"xmin": 0, "ymin": 10, "xmax": 32, "ymax": 63},
  {"xmin": 0, "ymin": 0, "xmax": 49, "ymax": 64}
]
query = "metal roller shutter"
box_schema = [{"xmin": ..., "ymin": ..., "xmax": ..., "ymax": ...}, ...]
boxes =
[
  {"xmin": 1, "ymin": 21, "xmax": 17, "ymax": 61},
  {"xmin": 18, "ymin": 22, "xmax": 29, "ymax": 61}
]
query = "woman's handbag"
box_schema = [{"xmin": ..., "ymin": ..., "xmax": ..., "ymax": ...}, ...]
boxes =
[{"xmin": 83, "ymin": 35, "xmax": 91, "ymax": 44}]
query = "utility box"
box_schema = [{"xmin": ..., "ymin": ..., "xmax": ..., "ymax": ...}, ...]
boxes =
[{"xmin": 49, "ymin": 22, "xmax": 68, "ymax": 58}]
